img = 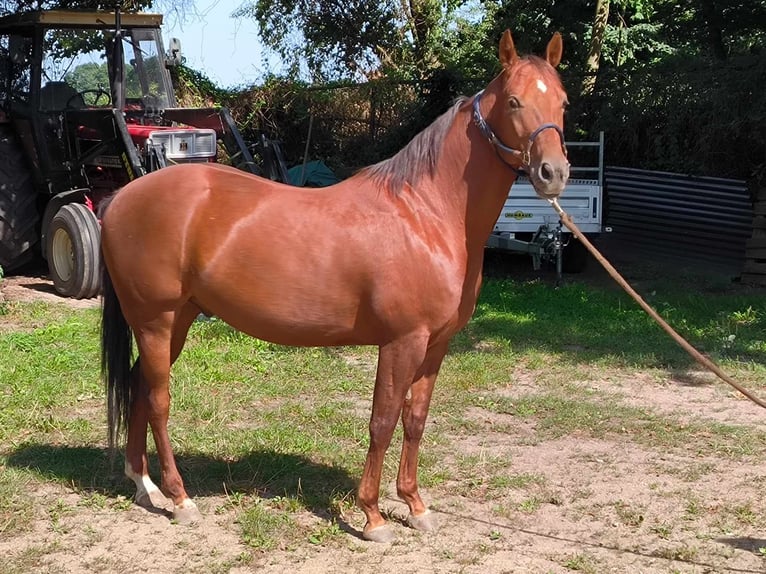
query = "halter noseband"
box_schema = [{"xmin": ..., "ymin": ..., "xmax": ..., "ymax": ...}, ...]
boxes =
[{"xmin": 472, "ymin": 90, "xmax": 566, "ymax": 176}]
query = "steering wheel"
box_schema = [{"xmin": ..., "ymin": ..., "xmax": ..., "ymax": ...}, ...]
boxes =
[{"xmin": 66, "ymin": 88, "xmax": 111, "ymax": 109}]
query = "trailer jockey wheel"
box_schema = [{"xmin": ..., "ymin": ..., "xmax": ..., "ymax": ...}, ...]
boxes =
[
  {"xmin": 562, "ymin": 236, "xmax": 589, "ymax": 273},
  {"xmin": 47, "ymin": 203, "xmax": 101, "ymax": 299}
]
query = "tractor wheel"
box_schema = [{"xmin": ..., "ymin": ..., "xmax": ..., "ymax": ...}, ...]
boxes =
[
  {"xmin": 562, "ymin": 237, "xmax": 589, "ymax": 274},
  {"xmin": 47, "ymin": 203, "xmax": 101, "ymax": 299},
  {"xmin": 0, "ymin": 125, "xmax": 39, "ymax": 271}
]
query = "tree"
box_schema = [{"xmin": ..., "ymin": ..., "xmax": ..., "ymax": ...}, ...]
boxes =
[
  {"xmin": 649, "ymin": 0, "xmax": 766, "ymax": 59},
  {"xmin": 235, "ymin": 0, "xmax": 481, "ymax": 81},
  {"xmin": 233, "ymin": 0, "xmax": 395, "ymax": 80},
  {"xmin": 0, "ymin": 0, "xmax": 189, "ymax": 17},
  {"xmin": 0, "ymin": 0, "xmax": 152, "ymax": 15},
  {"xmin": 65, "ymin": 61, "xmax": 108, "ymax": 90},
  {"xmin": 581, "ymin": 0, "xmax": 609, "ymax": 95}
]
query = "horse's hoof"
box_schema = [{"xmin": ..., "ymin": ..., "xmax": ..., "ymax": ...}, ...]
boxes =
[
  {"xmin": 173, "ymin": 500, "xmax": 202, "ymax": 525},
  {"xmin": 407, "ymin": 510, "xmax": 437, "ymax": 532},
  {"xmin": 363, "ymin": 524, "xmax": 395, "ymax": 543},
  {"xmin": 135, "ymin": 489, "xmax": 171, "ymax": 510}
]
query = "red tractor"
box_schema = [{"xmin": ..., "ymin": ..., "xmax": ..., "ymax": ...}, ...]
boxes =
[{"xmin": 0, "ymin": 9, "xmax": 287, "ymax": 298}]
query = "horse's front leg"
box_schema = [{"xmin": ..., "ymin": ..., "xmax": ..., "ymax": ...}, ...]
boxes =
[
  {"xmin": 358, "ymin": 332, "xmax": 429, "ymax": 543},
  {"xmin": 135, "ymin": 323, "xmax": 201, "ymax": 524},
  {"xmin": 397, "ymin": 341, "xmax": 448, "ymax": 533},
  {"xmin": 124, "ymin": 360, "xmax": 171, "ymax": 511}
]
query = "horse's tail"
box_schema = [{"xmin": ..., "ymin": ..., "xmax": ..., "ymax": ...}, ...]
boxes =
[{"xmin": 100, "ymin": 254, "xmax": 134, "ymax": 451}]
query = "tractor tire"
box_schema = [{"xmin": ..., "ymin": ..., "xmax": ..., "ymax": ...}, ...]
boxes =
[
  {"xmin": 562, "ymin": 237, "xmax": 589, "ymax": 274},
  {"xmin": 47, "ymin": 203, "xmax": 101, "ymax": 299},
  {"xmin": 0, "ymin": 125, "xmax": 39, "ymax": 271}
]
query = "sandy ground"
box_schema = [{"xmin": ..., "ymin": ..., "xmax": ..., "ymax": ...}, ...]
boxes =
[{"xmin": 0, "ymin": 270, "xmax": 100, "ymax": 309}]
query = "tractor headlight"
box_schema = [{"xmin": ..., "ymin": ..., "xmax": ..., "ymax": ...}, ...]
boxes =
[{"xmin": 148, "ymin": 129, "xmax": 218, "ymax": 161}]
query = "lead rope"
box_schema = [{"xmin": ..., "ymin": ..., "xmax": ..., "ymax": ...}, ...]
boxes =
[{"xmin": 548, "ymin": 197, "xmax": 766, "ymax": 410}]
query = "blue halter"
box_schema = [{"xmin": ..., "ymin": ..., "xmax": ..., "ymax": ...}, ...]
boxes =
[{"xmin": 472, "ymin": 90, "xmax": 566, "ymax": 176}]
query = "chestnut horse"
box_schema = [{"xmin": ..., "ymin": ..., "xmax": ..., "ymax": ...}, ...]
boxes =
[{"xmin": 100, "ymin": 30, "xmax": 569, "ymax": 542}]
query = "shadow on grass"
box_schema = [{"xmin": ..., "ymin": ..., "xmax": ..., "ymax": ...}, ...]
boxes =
[{"xmin": 6, "ymin": 443, "xmax": 357, "ymax": 519}]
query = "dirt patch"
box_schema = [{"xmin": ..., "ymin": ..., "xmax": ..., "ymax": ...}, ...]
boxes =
[{"xmin": 1, "ymin": 271, "xmax": 99, "ymax": 310}]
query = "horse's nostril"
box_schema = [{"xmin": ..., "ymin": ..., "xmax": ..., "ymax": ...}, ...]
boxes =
[{"xmin": 539, "ymin": 162, "xmax": 554, "ymax": 183}]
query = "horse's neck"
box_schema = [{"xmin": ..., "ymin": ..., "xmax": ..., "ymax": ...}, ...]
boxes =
[{"xmin": 437, "ymin": 112, "xmax": 519, "ymax": 253}]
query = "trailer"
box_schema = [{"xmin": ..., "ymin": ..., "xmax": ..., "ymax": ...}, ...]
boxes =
[{"xmin": 486, "ymin": 132, "xmax": 606, "ymax": 277}]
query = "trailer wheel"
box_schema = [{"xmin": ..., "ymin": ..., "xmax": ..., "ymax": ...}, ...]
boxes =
[
  {"xmin": 0, "ymin": 125, "xmax": 39, "ymax": 271},
  {"xmin": 47, "ymin": 203, "xmax": 101, "ymax": 299},
  {"xmin": 562, "ymin": 237, "xmax": 589, "ymax": 274}
]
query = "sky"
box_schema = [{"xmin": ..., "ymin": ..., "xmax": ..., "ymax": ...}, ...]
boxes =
[{"xmin": 157, "ymin": 0, "xmax": 273, "ymax": 89}]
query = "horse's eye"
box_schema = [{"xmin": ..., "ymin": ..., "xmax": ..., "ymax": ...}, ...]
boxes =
[{"xmin": 508, "ymin": 96, "xmax": 522, "ymax": 110}]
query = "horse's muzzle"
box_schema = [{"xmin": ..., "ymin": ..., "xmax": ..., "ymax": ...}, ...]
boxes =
[{"xmin": 531, "ymin": 159, "xmax": 569, "ymax": 198}]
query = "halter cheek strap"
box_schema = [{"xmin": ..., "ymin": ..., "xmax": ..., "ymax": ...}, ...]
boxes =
[{"xmin": 472, "ymin": 90, "xmax": 566, "ymax": 176}]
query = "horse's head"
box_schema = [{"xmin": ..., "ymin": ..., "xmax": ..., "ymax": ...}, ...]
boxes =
[{"xmin": 476, "ymin": 30, "xmax": 569, "ymax": 198}]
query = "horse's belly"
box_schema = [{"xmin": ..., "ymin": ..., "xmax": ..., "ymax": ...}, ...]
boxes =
[
  {"xmin": 219, "ymin": 307, "xmax": 368, "ymax": 347},
  {"xmin": 192, "ymin": 280, "xmax": 375, "ymax": 346},
  {"xmin": 192, "ymin": 271, "xmax": 459, "ymax": 348}
]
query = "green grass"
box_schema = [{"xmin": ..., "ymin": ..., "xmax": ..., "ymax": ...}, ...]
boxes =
[
  {"xmin": 461, "ymin": 278, "xmax": 766, "ymax": 370},
  {"xmin": 1, "ymin": 273, "xmax": 766, "ymax": 553},
  {"xmin": 563, "ymin": 552, "xmax": 599, "ymax": 572},
  {"xmin": 0, "ymin": 466, "xmax": 35, "ymax": 536}
]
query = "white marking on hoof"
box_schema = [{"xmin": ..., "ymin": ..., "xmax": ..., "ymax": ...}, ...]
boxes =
[
  {"xmin": 407, "ymin": 509, "xmax": 437, "ymax": 532},
  {"xmin": 536, "ymin": 79, "xmax": 548, "ymax": 93},
  {"xmin": 363, "ymin": 524, "xmax": 395, "ymax": 543},
  {"xmin": 173, "ymin": 499, "xmax": 202, "ymax": 525},
  {"xmin": 125, "ymin": 462, "xmax": 167, "ymax": 509}
]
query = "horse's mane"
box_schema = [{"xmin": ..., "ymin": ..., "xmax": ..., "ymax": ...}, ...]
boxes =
[
  {"xmin": 359, "ymin": 96, "xmax": 468, "ymax": 195},
  {"xmin": 357, "ymin": 56, "xmax": 561, "ymax": 196}
]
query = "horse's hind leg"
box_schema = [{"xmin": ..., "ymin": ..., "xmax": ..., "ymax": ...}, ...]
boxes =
[
  {"xmin": 124, "ymin": 359, "xmax": 169, "ymax": 511},
  {"xmin": 397, "ymin": 341, "xmax": 448, "ymax": 533},
  {"xmin": 125, "ymin": 303, "xmax": 200, "ymax": 522},
  {"xmin": 358, "ymin": 332, "xmax": 430, "ymax": 543}
]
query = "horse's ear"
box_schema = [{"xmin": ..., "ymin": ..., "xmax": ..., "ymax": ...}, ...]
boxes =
[
  {"xmin": 499, "ymin": 30, "xmax": 519, "ymax": 68},
  {"xmin": 546, "ymin": 32, "xmax": 563, "ymax": 68}
]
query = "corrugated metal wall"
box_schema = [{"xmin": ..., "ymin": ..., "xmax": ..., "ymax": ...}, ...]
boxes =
[{"xmin": 604, "ymin": 167, "xmax": 753, "ymax": 269}]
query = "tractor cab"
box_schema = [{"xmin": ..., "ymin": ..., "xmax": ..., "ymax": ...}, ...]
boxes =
[
  {"xmin": 0, "ymin": 9, "xmax": 287, "ymax": 298},
  {"xmin": 0, "ymin": 10, "xmax": 226, "ymax": 198}
]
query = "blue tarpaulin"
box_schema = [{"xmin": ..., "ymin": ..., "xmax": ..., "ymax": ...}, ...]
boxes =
[{"xmin": 287, "ymin": 160, "xmax": 340, "ymax": 187}]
